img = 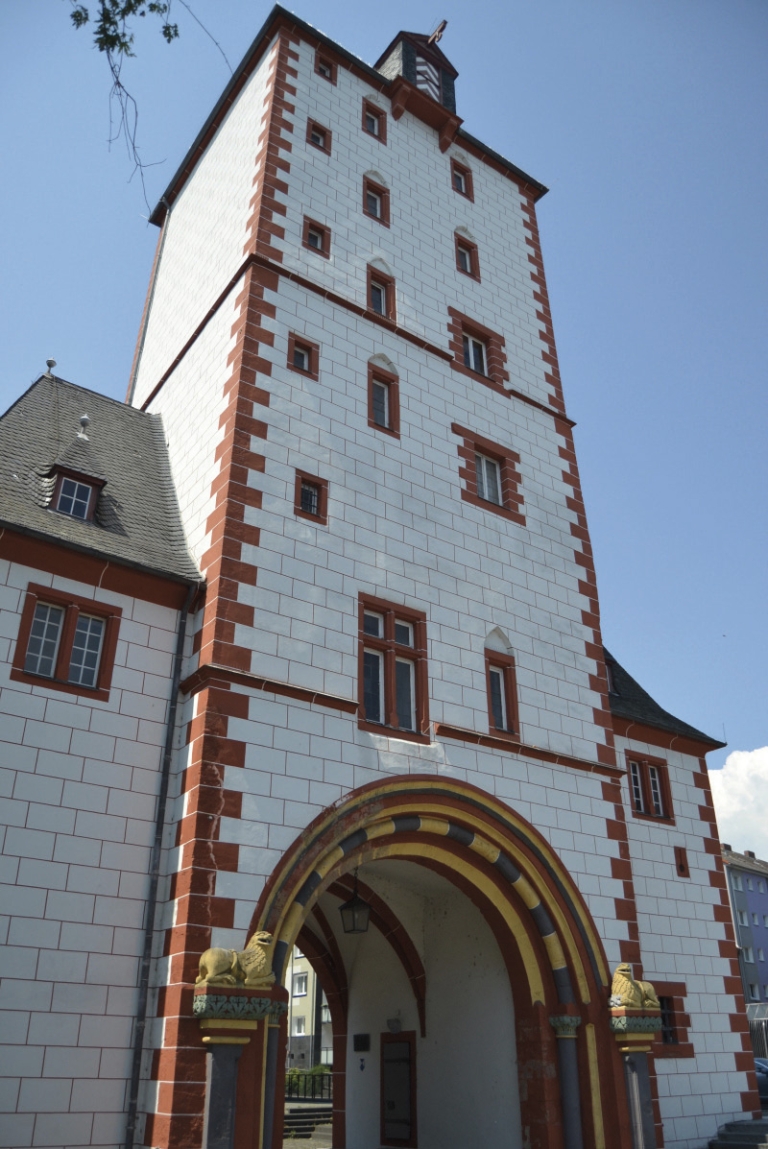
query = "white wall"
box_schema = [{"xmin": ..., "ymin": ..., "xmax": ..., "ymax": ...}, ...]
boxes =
[{"xmin": 0, "ymin": 560, "xmax": 179, "ymax": 1149}]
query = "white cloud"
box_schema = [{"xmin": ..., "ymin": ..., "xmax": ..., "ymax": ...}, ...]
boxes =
[{"xmin": 709, "ymin": 747, "xmax": 768, "ymax": 861}]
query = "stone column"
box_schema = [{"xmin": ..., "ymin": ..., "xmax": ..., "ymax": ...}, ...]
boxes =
[
  {"xmin": 202, "ymin": 1042, "xmax": 245, "ymax": 1149},
  {"xmin": 609, "ymin": 1008, "xmax": 662, "ymax": 1149},
  {"xmin": 550, "ymin": 1015, "xmax": 584, "ymax": 1149}
]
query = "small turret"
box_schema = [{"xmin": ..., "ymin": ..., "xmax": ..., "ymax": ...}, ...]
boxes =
[{"xmin": 375, "ymin": 26, "xmax": 458, "ymax": 114}]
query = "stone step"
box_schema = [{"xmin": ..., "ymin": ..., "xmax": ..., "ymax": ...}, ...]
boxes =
[{"xmin": 709, "ymin": 1118, "xmax": 768, "ymax": 1148}]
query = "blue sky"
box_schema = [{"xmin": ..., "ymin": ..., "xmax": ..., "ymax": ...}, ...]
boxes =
[{"xmin": 1, "ymin": 2, "xmax": 766, "ymax": 806}]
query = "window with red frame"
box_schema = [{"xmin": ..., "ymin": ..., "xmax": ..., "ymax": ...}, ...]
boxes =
[
  {"xmin": 455, "ymin": 234, "xmax": 480, "ymax": 280},
  {"xmin": 359, "ymin": 597, "xmax": 428, "ymax": 741},
  {"xmin": 306, "ymin": 119, "xmax": 332, "ymax": 154},
  {"xmin": 362, "ymin": 99, "xmax": 387, "ymax": 143},
  {"xmin": 626, "ymin": 753, "xmax": 674, "ymax": 821},
  {"xmin": 11, "ymin": 584, "xmax": 121, "ymax": 701},
  {"xmin": 367, "ymin": 266, "xmax": 396, "ymax": 321},
  {"xmin": 294, "ymin": 471, "xmax": 328, "ymax": 525},
  {"xmin": 287, "ymin": 333, "xmax": 320, "ymax": 379},
  {"xmin": 451, "ymin": 159, "xmax": 474, "ymax": 201},
  {"xmin": 303, "ymin": 218, "xmax": 331, "ymax": 258},
  {"xmin": 368, "ymin": 364, "xmax": 400, "ymax": 437},
  {"xmin": 315, "ymin": 53, "xmax": 337, "ymax": 83},
  {"xmin": 447, "ymin": 308, "xmax": 509, "ymax": 392},
  {"xmin": 485, "ymin": 650, "xmax": 519, "ymax": 736},
  {"xmin": 451, "ymin": 423, "xmax": 525, "ymax": 526},
  {"xmin": 363, "ymin": 177, "xmax": 390, "ymax": 226}
]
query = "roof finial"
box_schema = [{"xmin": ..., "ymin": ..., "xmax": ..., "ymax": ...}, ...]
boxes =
[
  {"xmin": 78, "ymin": 414, "xmax": 90, "ymax": 441},
  {"xmin": 45, "ymin": 359, "xmax": 57, "ymax": 377},
  {"xmin": 428, "ymin": 19, "xmax": 447, "ymax": 44}
]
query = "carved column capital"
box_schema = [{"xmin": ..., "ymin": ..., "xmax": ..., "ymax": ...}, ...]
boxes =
[{"xmin": 550, "ymin": 1014, "xmax": 582, "ymax": 1039}]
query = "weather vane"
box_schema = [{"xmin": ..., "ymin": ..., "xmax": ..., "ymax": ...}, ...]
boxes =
[{"xmin": 428, "ymin": 20, "xmax": 447, "ymax": 44}]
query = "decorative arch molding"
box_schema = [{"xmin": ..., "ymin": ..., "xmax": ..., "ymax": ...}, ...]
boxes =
[
  {"xmin": 485, "ymin": 625, "xmax": 513, "ymax": 654},
  {"xmin": 369, "ymin": 351, "xmax": 397, "ymax": 374},
  {"xmin": 367, "ymin": 255, "xmax": 394, "ymax": 277},
  {"xmin": 362, "ymin": 167, "xmax": 388, "ymax": 186},
  {"xmin": 252, "ymin": 775, "xmax": 609, "ymax": 1002},
  {"xmin": 455, "ymin": 223, "xmax": 477, "ymax": 242},
  {"xmin": 249, "ymin": 776, "xmax": 632, "ymax": 1149}
]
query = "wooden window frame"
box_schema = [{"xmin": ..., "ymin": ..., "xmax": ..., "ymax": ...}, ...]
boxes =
[
  {"xmin": 367, "ymin": 265, "xmax": 396, "ymax": 323},
  {"xmin": 287, "ymin": 333, "xmax": 320, "ymax": 381},
  {"xmin": 625, "ymin": 751, "xmax": 675, "ymax": 824},
  {"xmin": 362, "ymin": 98, "xmax": 387, "ymax": 144},
  {"xmin": 455, "ymin": 234, "xmax": 480, "ymax": 281},
  {"xmin": 485, "ymin": 650, "xmax": 519, "ymax": 738},
  {"xmin": 451, "ymin": 423, "xmax": 525, "ymax": 526},
  {"xmin": 294, "ymin": 471, "xmax": 328, "ymax": 526},
  {"xmin": 314, "ymin": 53, "xmax": 337, "ymax": 84},
  {"xmin": 363, "ymin": 176, "xmax": 390, "ymax": 227},
  {"xmin": 11, "ymin": 583, "xmax": 121, "ymax": 702},
  {"xmin": 358, "ymin": 596, "xmax": 429, "ymax": 744},
  {"xmin": 302, "ymin": 217, "xmax": 331, "ymax": 259},
  {"xmin": 306, "ymin": 118, "xmax": 332, "ymax": 155},
  {"xmin": 450, "ymin": 159, "xmax": 474, "ymax": 202},
  {"xmin": 653, "ymin": 982, "xmax": 694, "ymax": 1059},
  {"xmin": 447, "ymin": 308, "xmax": 509, "ymax": 392},
  {"xmin": 380, "ymin": 1030, "xmax": 418, "ymax": 1148},
  {"xmin": 368, "ymin": 364, "xmax": 400, "ymax": 439}
]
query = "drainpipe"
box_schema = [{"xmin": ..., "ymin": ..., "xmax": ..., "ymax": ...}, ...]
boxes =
[{"xmin": 124, "ymin": 580, "xmax": 198, "ymax": 1149}]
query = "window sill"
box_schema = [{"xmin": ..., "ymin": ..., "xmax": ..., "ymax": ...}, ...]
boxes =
[
  {"xmin": 294, "ymin": 509, "xmax": 327, "ymax": 526},
  {"xmin": 450, "ymin": 359, "xmax": 508, "ymax": 395},
  {"xmin": 460, "ymin": 489, "xmax": 526, "ymax": 526},
  {"xmin": 357, "ymin": 720, "xmax": 431, "ymax": 745},
  {"xmin": 630, "ymin": 811, "xmax": 676, "ymax": 827},
  {"xmin": 367, "ymin": 417, "xmax": 400, "ymax": 439},
  {"xmin": 10, "ymin": 666, "xmax": 110, "ymax": 702},
  {"xmin": 362, "ymin": 210, "xmax": 390, "ymax": 228}
]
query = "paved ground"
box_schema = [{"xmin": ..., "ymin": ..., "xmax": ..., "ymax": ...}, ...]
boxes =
[{"xmin": 282, "ymin": 1122, "xmax": 331, "ymax": 1147}]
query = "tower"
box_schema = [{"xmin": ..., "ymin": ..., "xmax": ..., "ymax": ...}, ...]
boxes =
[{"xmin": 0, "ymin": 7, "xmax": 758, "ymax": 1149}]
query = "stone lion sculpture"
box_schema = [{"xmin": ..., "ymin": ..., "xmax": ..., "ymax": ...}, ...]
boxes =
[
  {"xmin": 610, "ymin": 962, "xmax": 660, "ymax": 1010},
  {"xmin": 196, "ymin": 930, "xmax": 276, "ymax": 989}
]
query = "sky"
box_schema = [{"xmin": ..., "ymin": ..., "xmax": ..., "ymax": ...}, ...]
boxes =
[{"xmin": 1, "ymin": 1, "xmax": 766, "ymax": 846}]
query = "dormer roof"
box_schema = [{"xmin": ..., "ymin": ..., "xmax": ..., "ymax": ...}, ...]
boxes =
[{"xmin": 0, "ymin": 375, "xmax": 199, "ymax": 584}]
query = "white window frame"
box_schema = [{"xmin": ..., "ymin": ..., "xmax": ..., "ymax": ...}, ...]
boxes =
[
  {"xmin": 370, "ymin": 280, "xmax": 387, "ymax": 315},
  {"xmin": 462, "ymin": 333, "xmax": 487, "ymax": 375},
  {"xmin": 56, "ymin": 477, "xmax": 93, "ymax": 520},
  {"xmin": 475, "ymin": 452, "xmax": 501, "ymax": 505},
  {"xmin": 293, "ymin": 1015, "xmax": 307, "ymax": 1035},
  {"xmin": 394, "ymin": 657, "xmax": 416, "ymax": 732},
  {"xmin": 307, "ymin": 226, "xmax": 324, "ymax": 252},
  {"xmin": 488, "ymin": 665, "xmax": 508, "ymax": 731},
  {"xmin": 366, "ymin": 189, "xmax": 382, "ymax": 219},
  {"xmin": 310, "ymin": 125, "xmax": 326, "ymax": 148},
  {"xmin": 293, "ymin": 972, "xmax": 308, "ymax": 997},
  {"xmin": 744, "ymin": 946, "xmax": 755, "ymax": 963},
  {"xmin": 293, "ymin": 345, "xmax": 310, "ymax": 372},
  {"xmin": 371, "ymin": 379, "xmax": 390, "ymax": 429}
]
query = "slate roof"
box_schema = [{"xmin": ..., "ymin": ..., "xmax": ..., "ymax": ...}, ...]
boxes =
[
  {"xmin": 604, "ymin": 648, "xmax": 724, "ymax": 748},
  {"xmin": 0, "ymin": 375, "xmax": 199, "ymax": 584}
]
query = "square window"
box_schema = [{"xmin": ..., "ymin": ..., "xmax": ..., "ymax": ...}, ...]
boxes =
[
  {"xmin": 368, "ymin": 365, "xmax": 400, "ymax": 438},
  {"xmin": 362, "ymin": 99, "xmax": 387, "ymax": 143},
  {"xmin": 12, "ymin": 584, "xmax": 121, "ymax": 701},
  {"xmin": 363, "ymin": 177, "xmax": 390, "ymax": 226},
  {"xmin": 463, "ymin": 333, "xmax": 487, "ymax": 375},
  {"xmin": 56, "ymin": 477, "xmax": 93, "ymax": 520},
  {"xmin": 475, "ymin": 453, "xmax": 501, "ymax": 505},
  {"xmin": 625, "ymin": 754, "xmax": 674, "ymax": 822},
  {"xmin": 451, "ymin": 159, "xmax": 474, "ymax": 201},
  {"xmin": 287, "ymin": 334, "xmax": 319, "ymax": 380},
  {"xmin": 302, "ymin": 218, "xmax": 331, "ymax": 259},
  {"xmin": 315, "ymin": 54, "xmax": 337, "ymax": 83},
  {"xmin": 306, "ymin": 119, "xmax": 332, "ymax": 153},
  {"xmin": 294, "ymin": 471, "xmax": 328, "ymax": 525},
  {"xmin": 358, "ymin": 597, "xmax": 428, "ymax": 741}
]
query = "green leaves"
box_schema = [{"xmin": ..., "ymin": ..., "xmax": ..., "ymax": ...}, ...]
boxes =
[{"xmin": 68, "ymin": 1, "xmax": 179, "ymax": 58}]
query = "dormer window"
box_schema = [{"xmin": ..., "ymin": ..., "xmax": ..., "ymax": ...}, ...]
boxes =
[{"xmin": 56, "ymin": 477, "xmax": 93, "ymax": 520}]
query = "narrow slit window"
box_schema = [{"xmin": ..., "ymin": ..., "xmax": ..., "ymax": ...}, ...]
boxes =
[
  {"xmin": 370, "ymin": 280, "xmax": 386, "ymax": 315},
  {"xmin": 363, "ymin": 649, "xmax": 384, "ymax": 723},
  {"xmin": 372, "ymin": 379, "xmax": 389, "ymax": 428},
  {"xmin": 475, "ymin": 453, "xmax": 501, "ymax": 505},
  {"xmin": 366, "ymin": 110, "xmax": 379, "ymax": 135},
  {"xmin": 300, "ymin": 480, "xmax": 320, "ymax": 516},
  {"xmin": 24, "ymin": 602, "xmax": 64, "ymax": 678},
  {"xmin": 457, "ymin": 244, "xmax": 472, "ymax": 274},
  {"xmin": 462, "ymin": 334, "xmax": 487, "ymax": 375},
  {"xmin": 453, "ymin": 167, "xmax": 467, "ymax": 193},
  {"xmin": 629, "ymin": 759, "xmax": 646, "ymax": 813},
  {"xmin": 68, "ymin": 614, "xmax": 105, "ymax": 688},
  {"xmin": 489, "ymin": 666, "xmax": 507, "ymax": 730},
  {"xmin": 366, "ymin": 189, "xmax": 382, "ymax": 219},
  {"xmin": 395, "ymin": 659, "xmax": 416, "ymax": 731},
  {"xmin": 648, "ymin": 765, "xmax": 664, "ymax": 817},
  {"xmin": 56, "ymin": 478, "xmax": 92, "ymax": 520}
]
